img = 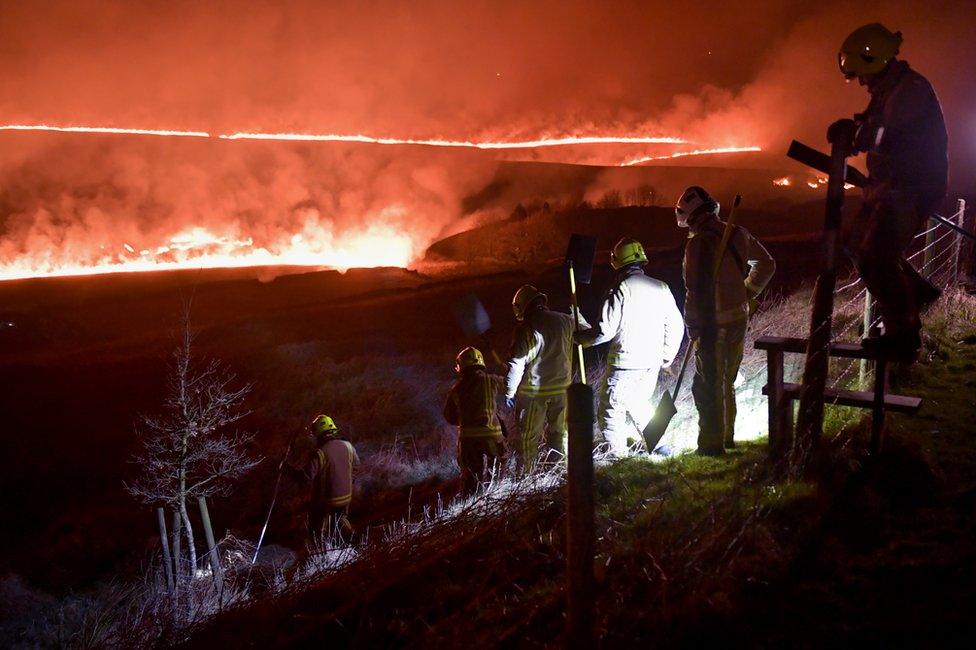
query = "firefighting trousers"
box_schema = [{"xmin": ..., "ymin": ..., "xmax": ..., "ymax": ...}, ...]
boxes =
[
  {"xmin": 517, "ymin": 393, "xmax": 567, "ymax": 472},
  {"xmin": 598, "ymin": 367, "xmax": 659, "ymax": 455},
  {"xmin": 692, "ymin": 320, "xmax": 747, "ymax": 453},
  {"xmin": 850, "ymin": 191, "xmax": 937, "ymax": 339},
  {"xmin": 458, "ymin": 435, "xmax": 504, "ymax": 495},
  {"xmin": 308, "ymin": 504, "xmax": 350, "ymax": 546}
]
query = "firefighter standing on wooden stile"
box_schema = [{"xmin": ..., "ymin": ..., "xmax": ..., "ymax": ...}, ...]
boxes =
[
  {"xmin": 831, "ymin": 23, "xmax": 948, "ymax": 360},
  {"xmin": 444, "ymin": 346, "xmax": 506, "ymax": 495},
  {"xmin": 575, "ymin": 238, "xmax": 683, "ymax": 456},
  {"xmin": 303, "ymin": 414, "xmax": 360, "ymax": 546},
  {"xmin": 677, "ymin": 186, "xmax": 775, "ymax": 456},
  {"xmin": 505, "ymin": 285, "xmax": 591, "ymax": 473}
]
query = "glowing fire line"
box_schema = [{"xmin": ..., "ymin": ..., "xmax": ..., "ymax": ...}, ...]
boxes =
[
  {"xmin": 621, "ymin": 146, "xmax": 762, "ymax": 166},
  {"xmin": 0, "ymin": 124, "xmax": 211, "ymax": 138},
  {"xmin": 0, "ymin": 123, "xmax": 685, "ymax": 148},
  {"xmin": 218, "ymin": 132, "xmax": 685, "ymax": 148}
]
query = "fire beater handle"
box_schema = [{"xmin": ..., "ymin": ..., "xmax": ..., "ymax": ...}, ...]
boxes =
[
  {"xmin": 252, "ymin": 428, "xmax": 302, "ymax": 564},
  {"xmin": 569, "ymin": 262, "xmax": 587, "ymax": 384}
]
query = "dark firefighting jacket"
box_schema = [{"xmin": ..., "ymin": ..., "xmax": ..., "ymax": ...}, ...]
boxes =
[
  {"xmin": 855, "ymin": 59, "xmax": 948, "ymax": 197},
  {"xmin": 444, "ymin": 367, "xmax": 505, "ymax": 438},
  {"xmin": 306, "ymin": 436, "xmax": 360, "ymax": 509}
]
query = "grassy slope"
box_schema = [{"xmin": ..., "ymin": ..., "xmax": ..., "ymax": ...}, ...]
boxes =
[{"xmin": 185, "ymin": 292, "xmax": 976, "ymax": 648}]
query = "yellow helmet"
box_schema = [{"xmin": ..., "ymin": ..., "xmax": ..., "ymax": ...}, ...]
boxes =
[
  {"xmin": 839, "ymin": 23, "xmax": 902, "ymax": 80},
  {"xmin": 455, "ymin": 346, "xmax": 486, "ymax": 373},
  {"xmin": 512, "ymin": 284, "xmax": 548, "ymax": 321},
  {"xmin": 310, "ymin": 414, "xmax": 338, "ymax": 435},
  {"xmin": 610, "ymin": 237, "xmax": 648, "ymax": 270}
]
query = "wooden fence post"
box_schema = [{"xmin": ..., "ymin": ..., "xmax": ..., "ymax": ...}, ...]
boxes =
[
  {"xmin": 566, "ymin": 382, "xmax": 595, "ymax": 648},
  {"xmin": 796, "ymin": 121, "xmax": 855, "ymax": 451},
  {"xmin": 859, "ymin": 292, "xmax": 875, "ymax": 389},
  {"xmin": 952, "ymin": 199, "xmax": 966, "ymax": 284}
]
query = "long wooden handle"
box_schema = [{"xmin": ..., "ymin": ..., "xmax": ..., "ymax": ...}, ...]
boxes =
[
  {"xmin": 569, "ymin": 263, "xmax": 587, "ymax": 385},
  {"xmin": 713, "ymin": 194, "xmax": 743, "ymax": 279},
  {"xmin": 252, "ymin": 428, "xmax": 301, "ymax": 564}
]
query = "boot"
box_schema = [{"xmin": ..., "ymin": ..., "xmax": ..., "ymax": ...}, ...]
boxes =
[{"xmin": 862, "ymin": 331, "xmax": 921, "ymax": 363}]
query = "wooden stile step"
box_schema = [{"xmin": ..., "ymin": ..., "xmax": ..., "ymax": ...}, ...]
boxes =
[
  {"xmin": 762, "ymin": 382, "xmax": 922, "ymax": 414},
  {"xmin": 755, "ymin": 335, "xmax": 882, "ymax": 361}
]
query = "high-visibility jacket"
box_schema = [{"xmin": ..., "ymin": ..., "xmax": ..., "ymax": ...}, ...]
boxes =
[
  {"xmin": 683, "ymin": 218, "xmax": 775, "ymax": 329},
  {"xmin": 444, "ymin": 368, "xmax": 505, "ymax": 438},
  {"xmin": 578, "ymin": 267, "xmax": 684, "ymax": 370},
  {"xmin": 855, "ymin": 59, "xmax": 947, "ymax": 196},
  {"xmin": 307, "ymin": 437, "xmax": 360, "ymax": 509},
  {"xmin": 505, "ymin": 309, "xmax": 590, "ymax": 400}
]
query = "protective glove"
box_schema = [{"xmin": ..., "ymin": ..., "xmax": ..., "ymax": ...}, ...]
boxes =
[{"xmin": 826, "ymin": 118, "xmax": 857, "ymax": 148}]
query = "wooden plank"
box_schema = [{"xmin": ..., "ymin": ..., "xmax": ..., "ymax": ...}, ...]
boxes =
[
  {"xmin": 762, "ymin": 382, "xmax": 922, "ymax": 414},
  {"xmin": 755, "ymin": 335, "xmax": 880, "ymax": 361}
]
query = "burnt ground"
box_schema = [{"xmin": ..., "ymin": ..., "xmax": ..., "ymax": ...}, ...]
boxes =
[{"xmin": 1, "ymin": 202, "xmax": 830, "ymax": 595}]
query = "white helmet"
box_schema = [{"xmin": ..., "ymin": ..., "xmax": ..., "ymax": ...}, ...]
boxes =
[
  {"xmin": 675, "ymin": 186, "xmax": 719, "ymax": 228},
  {"xmin": 512, "ymin": 284, "xmax": 548, "ymax": 321}
]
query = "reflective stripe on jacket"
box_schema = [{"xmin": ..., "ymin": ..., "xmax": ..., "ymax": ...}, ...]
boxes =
[
  {"xmin": 578, "ymin": 268, "xmax": 684, "ymax": 370},
  {"xmin": 683, "ymin": 218, "xmax": 775, "ymax": 329},
  {"xmin": 443, "ymin": 368, "xmax": 504, "ymax": 438},
  {"xmin": 505, "ymin": 309, "xmax": 590, "ymax": 399}
]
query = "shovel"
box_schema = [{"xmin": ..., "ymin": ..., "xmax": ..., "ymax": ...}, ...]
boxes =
[
  {"xmin": 452, "ymin": 292, "xmax": 511, "ymax": 439},
  {"xmin": 452, "ymin": 292, "xmax": 504, "ymax": 367},
  {"xmin": 642, "ymin": 194, "xmax": 743, "ymax": 452},
  {"xmin": 565, "ymin": 234, "xmax": 597, "ymax": 384}
]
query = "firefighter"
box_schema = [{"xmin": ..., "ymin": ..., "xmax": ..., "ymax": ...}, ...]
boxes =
[
  {"xmin": 677, "ymin": 186, "xmax": 775, "ymax": 455},
  {"xmin": 575, "ymin": 238, "xmax": 683, "ymax": 455},
  {"xmin": 304, "ymin": 414, "xmax": 360, "ymax": 546},
  {"xmin": 832, "ymin": 23, "xmax": 948, "ymax": 360},
  {"xmin": 444, "ymin": 346, "xmax": 506, "ymax": 495},
  {"xmin": 505, "ymin": 284, "xmax": 590, "ymax": 472}
]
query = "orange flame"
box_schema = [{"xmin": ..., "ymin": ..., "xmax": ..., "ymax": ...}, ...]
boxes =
[
  {"xmin": 620, "ymin": 146, "xmax": 762, "ymax": 166},
  {"xmin": 0, "ymin": 221, "xmax": 415, "ymax": 281},
  {"xmin": 772, "ymin": 176, "xmax": 791, "ymax": 186},
  {"xmin": 1, "ymin": 123, "xmax": 685, "ymax": 148},
  {"xmin": 0, "ymin": 123, "xmax": 764, "ymax": 280},
  {"xmin": 0, "ymin": 124, "xmax": 210, "ymax": 138},
  {"xmin": 219, "ymin": 131, "xmax": 686, "ymax": 148}
]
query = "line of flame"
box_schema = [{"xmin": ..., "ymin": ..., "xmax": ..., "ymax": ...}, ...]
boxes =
[
  {"xmin": 218, "ymin": 132, "xmax": 686, "ymax": 148},
  {"xmin": 0, "ymin": 123, "xmax": 685, "ymax": 148},
  {"xmin": 0, "ymin": 124, "xmax": 211, "ymax": 137},
  {"xmin": 621, "ymin": 146, "xmax": 762, "ymax": 166}
]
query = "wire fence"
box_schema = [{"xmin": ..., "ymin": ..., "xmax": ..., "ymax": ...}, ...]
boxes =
[{"xmin": 828, "ymin": 198, "xmax": 969, "ymax": 390}]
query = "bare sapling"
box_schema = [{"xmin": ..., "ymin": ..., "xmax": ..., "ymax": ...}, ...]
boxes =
[{"xmin": 126, "ymin": 309, "xmax": 260, "ymax": 587}]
